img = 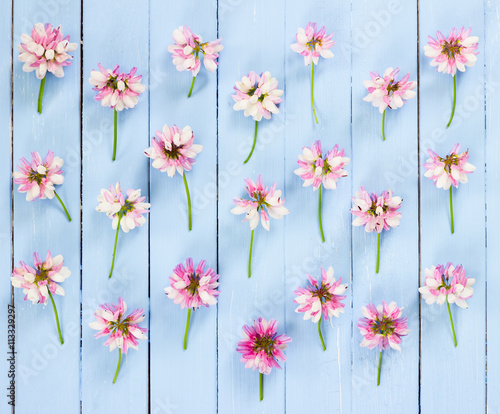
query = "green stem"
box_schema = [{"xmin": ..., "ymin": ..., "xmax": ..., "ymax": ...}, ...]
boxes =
[
  {"xmin": 109, "ymin": 214, "xmax": 122, "ymax": 278},
  {"xmin": 377, "ymin": 351, "xmax": 382, "ymax": 386},
  {"xmin": 54, "ymin": 191, "xmax": 72, "ymax": 222},
  {"xmin": 248, "ymin": 229, "xmax": 254, "ymax": 278},
  {"xmin": 311, "ymin": 63, "xmax": 318, "ymax": 124},
  {"xmin": 447, "ymin": 296, "xmax": 457, "ymax": 347},
  {"xmin": 188, "ymin": 76, "xmax": 196, "ymax": 98},
  {"xmin": 37, "ymin": 76, "xmax": 46, "ymax": 114},
  {"xmin": 447, "ymin": 76, "xmax": 456, "ymax": 128},
  {"xmin": 259, "ymin": 373, "xmax": 263, "ymax": 401},
  {"xmin": 47, "ymin": 289, "xmax": 63, "ymax": 345},
  {"xmin": 112, "ymin": 109, "xmax": 117, "ymax": 161},
  {"xmin": 244, "ymin": 121, "xmax": 258, "ymax": 164},
  {"xmin": 382, "ymin": 109, "xmax": 386, "ymax": 141},
  {"xmin": 318, "ymin": 186, "xmax": 325, "ymax": 242},
  {"xmin": 183, "ymin": 308, "xmax": 192, "ymax": 350},
  {"xmin": 112, "ymin": 349, "xmax": 122, "ymax": 384},
  {"xmin": 182, "ymin": 173, "xmax": 192, "ymax": 231},
  {"xmin": 318, "ymin": 319, "xmax": 326, "ymax": 351},
  {"xmin": 449, "ymin": 186, "xmax": 454, "ymax": 234},
  {"xmin": 376, "ymin": 232, "xmax": 381, "ymax": 274}
]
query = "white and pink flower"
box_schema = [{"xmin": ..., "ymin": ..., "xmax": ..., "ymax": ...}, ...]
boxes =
[{"xmin": 290, "ymin": 22, "xmax": 334, "ymax": 66}]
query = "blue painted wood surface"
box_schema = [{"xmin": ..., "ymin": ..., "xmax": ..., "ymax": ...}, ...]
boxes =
[{"xmin": 3, "ymin": 0, "xmax": 496, "ymax": 412}]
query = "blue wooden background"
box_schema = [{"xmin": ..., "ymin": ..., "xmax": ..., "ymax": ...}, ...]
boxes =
[{"xmin": 2, "ymin": 0, "xmax": 497, "ymax": 413}]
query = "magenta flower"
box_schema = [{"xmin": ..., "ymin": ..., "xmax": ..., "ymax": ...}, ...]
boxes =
[
  {"xmin": 165, "ymin": 258, "xmax": 219, "ymax": 350},
  {"xmin": 13, "ymin": 151, "xmax": 71, "ymax": 221},
  {"xmin": 96, "ymin": 182, "xmax": 150, "ymax": 278},
  {"xmin": 144, "ymin": 124, "xmax": 202, "ymax": 231},
  {"xmin": 236, "ymin": 317, "xmax": 291, "ymax": 401},
  {"xmin": 424, "ymin": 28, "xmax": 479, "ymax": 127},
  {"xmin": 351, "ymin": 187, "xmax": 402, "ymax": 274},
  {"xmin": 231, "ymin": 176, "xmax": 289, "ymax": 278},
  {"xmin": 363, "ymin": 67, "xmax": 416, "ymax": 141},
  {"xmin": 423, "ymin": 144, "xmax": 475, "ymax": 234},
  {"xmin": 89, "ymin": 298, "xmax": 147, "ymax": 384},
  {"xmin": 293, "ymin": 266, "xmax": 347, "ymax": 350},
  {"xmin": 419, "ymin": 263, "xmax": 474, "ymax": 347},
  {"xmin": 358, "ymin": 301, "xmax": 409, "ymax": 386},
  {"xmin": 290, "ymin": 22, "xmax": 334, "ymax": 123},
  {"xmin": 11, "ymin": 251, "xmax": 71, "ymax": 344},
  {"xmin": 294, "ymin": 141, "xmax": 349, "ymax": 241},
  {"xmin": 232, "ymin": 71, "xmax": 283, "ymax": 163},
  {"xmin": 168, "ymin": 25, "xmax": 223, "ymax": 97},
  {"xmin": 18, "ymin": 23, "xmax": 77, "ymax": 114},
  {"xmin": 89, "ymin": 64, "xmax": 146, "ymax": 161}
]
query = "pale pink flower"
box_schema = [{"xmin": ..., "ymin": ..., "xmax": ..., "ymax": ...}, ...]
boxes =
[
  {"xmin": 144, "ymin": 124, "xmax": 202, "ymax": 177},
  {"xmin": 423, "ymin": 143, "xmax": 475, "ymax": 190},
  {"xmin": 18, "ymin": 23, "xmax": 77, "ymax": 79},
  {"xmin": 363, "ymin": 67, "xmax": 417, "ymax": 114},
  {"xmin": 290, "ymin": 22, "xmax": 334, "ymax": 66},
  {"xmin": 232, "ymin": 71, "xmax": 283, "ymax": 122},
  {"xmin": 11, "ymin": 251, "xmax": 70, "ymax": 305},
  {"xmin": 237, "ymin": 317, "xmax": 291, "ymax": 375},
  {"xmin": 424, "ymin": 27, "xmax": 479, "ymax": 76}
]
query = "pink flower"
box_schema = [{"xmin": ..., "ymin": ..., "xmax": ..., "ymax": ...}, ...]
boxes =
[
  {"xmin": 89, "ymin": 64, "xmax": 146, "ymax": 111},
  {"xmin": 290, "ymin": 22, "xmax": 334, "ymax": 66},
  {"xmin": 294, "ymin": 141, "xmax": 349, "ymax": 191},
  {"xmin": 358, "ymin": 301, "xmax": 409, "ymax": 351},
  {"xmin": 363, "ymin": 67, "xmax": 417, "ymax": 114},
  {"xmin": 419, "ymin": 263, "xmax": 475, "ymax": 309},
  {"xmin": 237, "ymin": 317, "xmax": 291, "ymax": 375},
  {"xmin": 165, "ymin": 258, "xmax": 219, "ymax": 310},
  {"xmin": 168, "ymin": 25, "xmax": 223, "ymax": 76},
  {"xmin": 294, "ymin": 267, "xmax": 347, "ymax": 323},
  {"xmin": 231, "ymin": 175, "xmax": 289, "ymax": 231},
  {"xmin": 144, "ymin": 124, "xmax": 202, "ymax": 177},
  {"xmin": 17, "ymin": 23, "xmax": 77, "ymax": 79},
  {"xmin": 232, "ymin": 71, "xmax": 283, "ymax": 122},
  {"xmin": 11, "ymin": 251, "xmax": 70, "ymax": 305},
  {"xmin": 423, "ymin": 143, "xmax": 475, "ymax": 190},
  {"xmin": 424, "ymin": 27, "xmax": 479, "ymax": 76},
  {"xmin": 351, "ymin": 187, "xmax": 402, "ymax": 233}
]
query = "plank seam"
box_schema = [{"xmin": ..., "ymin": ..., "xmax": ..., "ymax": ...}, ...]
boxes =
[{"xmin": 9, "ymin": 0, "xmax": 14, "ymax": 411}]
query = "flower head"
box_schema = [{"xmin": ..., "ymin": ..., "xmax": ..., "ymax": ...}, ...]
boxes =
[
  {"xmin": 89, "ymin": 64, "xmax": 146, "ymax": 111},
  {"xmin": 96, "ymin": 182, "xmax": 150, "ymax": 233},
  {"xmin": 290, "ymin": 22, "xmax": 334, "ymax": 66},
  {"xmin": 236, "ymin": 317, "xmax": 291, "ymax": 375},
  {"xmin": 89, "ymin": 298, "xmax": 147, "ymax": 354},
  {"xmin": 423, "ymin": 144, "xmax": 475, "ymax": 190},
  {"xmin": 168, "ymin": 25, "xmax": 223, "ymax": 76},
  {"xmin": 363, "ymin": 67, "xmax": 417, "ymax": 114},
  {"xmin": 11, "ymin": 251, "xmax": 70, "ymax": 304},
  {"xmin": 144, "ymin": 124, "xmax": 202, "ymax": 177},
  {"xmin": 231, "ymin": 175, "xmax": 289, "ymax": 231},
  {"xmin": 18, "ymin": 23, "xmax": 77, "ymax": 79},
  {"xmin": 424, "ymin": 27, "xmax": 479, "ymax": 76},
  {"xmin": 358, "ymin": 301, "xmax": 409, "ymax": 351},
  {"xmin": 232, "ymin": 71, "xmax": 283, "ymax": 122},
  {"xmin": 13, "ymin": 151, "xmax": 64, "ymax": 201},
  {"xmin": 165, "ymin": 258, "xmax": 219, "ymax": 310},
  {"xmin": 294, "ymin": 267, "xmax": 347, "ymax": 323},
  {"xmin": 419, "ymin": 263, "xmax": 474, "ymax": 309},
  {"xmin": 294, "ymin": 141, "xmax": 349, "ymax": 191},
  {"xmin": 351, "ymin": 187, "xmax": 402, "ymax": 233}
]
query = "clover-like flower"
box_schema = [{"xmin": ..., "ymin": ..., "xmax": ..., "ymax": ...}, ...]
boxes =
[
  {"xmin": 419, "ymin": 263, "xmax": 474, "ymax": 347},
  {"xmin": 145, "ymin": 124, "xmax": 202, "ymax": 231},
  {"xmin": 18, "ymin": 23, "xmax": 77, "ymax": 113},
  {"xmin": 89, "ymin": 298, "xmax": 147, "ymax": 384},
  {"xmin": 232, "ymin": 71, "xmax": 283, "ymax": 163},
  {"xmin": 294, "ymin": 141, "xmax": 349, "ymax": 241},
  {"xmin": 96, "ymin": 182, "xmax": 150, "ymax": 278},
  {"xmin": 424, "ymin": 27, "xmax": 479, "ymax": 127},
  {"xmin": 11, "ymin": 251, "xmax": 71, "ymax": 344},
  {"xmin": 165, "ymin": 258, "xmax": 219, "ymax": 350},
  {"xmin": 290, "ymin": 22, "xmax": 334, "ymax": 123},
  {"xmin": 168, "ymin": 25, "xmax": 223, "ymax": 97},
  {"xmin": 236, "ymin": 317, "xmax": 291, "ymax": 401},
  {"xmin": 13, "ymin": 151, "xmax": 71, "ymax": 221},
  {"xmin": 293, "ymin": 266, "xmax": 347, "ymax": 350},
  {"xmin": 358, "ymin": 301, "xmax": 409, "ymax": 386}
]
